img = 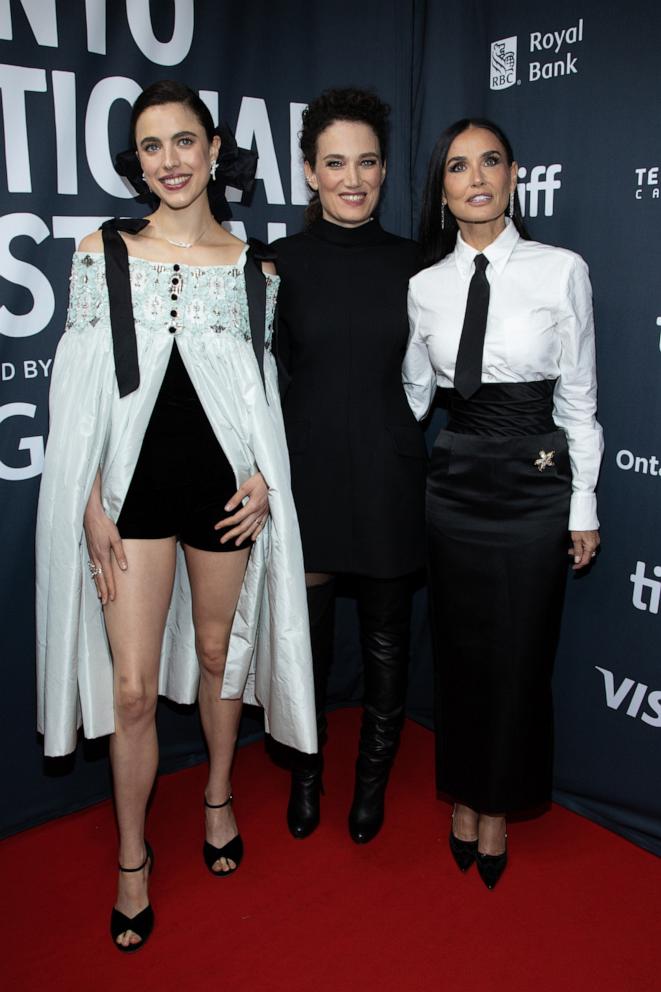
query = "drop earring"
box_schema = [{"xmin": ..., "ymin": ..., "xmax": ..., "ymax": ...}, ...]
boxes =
[
  {"xmin": 210, "ymin": 160, "xmax": 218, "ymax": 181},
  {"xmin": 441, "ymin": 200, "xmax": 446, "ymax": 230},
  {"xmin": 509, "ymin": 190, "xmax": 515, "ymax": 217}
]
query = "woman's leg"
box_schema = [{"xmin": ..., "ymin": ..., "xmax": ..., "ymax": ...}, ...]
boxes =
[
  {"xmin": 183, "ymin": 544, "xmax": 250, "ymax": 872},
  {"xmin": 478, "ymin": 813, "xmax": 507, "ymax": 854},
  {"xmin": 349, "ymin": 574, "xmax": 413, "ymax": 844},
  {"xmin": 104, "ymin": 537, "xmax": 177, "ymax": 948},
  {"xmin": 287, "ymin": 572, "xmax": 335, "ymax": 838},
  {"xmin": 453, "ymin": 804, "xmax": 479, "ymax": 841},
  {"xmin": 304, "ymin": 572, "xmax": 335, "ymax": 722}
]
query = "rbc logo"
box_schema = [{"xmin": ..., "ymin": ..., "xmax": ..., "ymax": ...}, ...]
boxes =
[
  {"xmin": 490, "ymin": 37, "xmax": 517, "ymax": 90},
  {"xmin": 630, "ymin": 561, "xmax": 661, "ymax": 615}
]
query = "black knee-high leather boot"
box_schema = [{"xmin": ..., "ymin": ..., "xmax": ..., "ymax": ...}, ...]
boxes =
[
  {"xmin": 348, "ymin": 576, "xmax": 412, "ymax": 844},
  {"xmin": 287, "ymin": 580, "xmax": 335, "ymax": 839}
]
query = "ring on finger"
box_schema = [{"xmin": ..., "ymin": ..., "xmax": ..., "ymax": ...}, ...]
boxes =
[{"xmin": 87, "ymin": 559, "xmax": 103, "ymax": 578}]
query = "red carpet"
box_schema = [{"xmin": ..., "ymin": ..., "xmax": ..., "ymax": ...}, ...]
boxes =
[{"xmin": 2, "ymin": 708, "xmax": 658, "ymax": 992}]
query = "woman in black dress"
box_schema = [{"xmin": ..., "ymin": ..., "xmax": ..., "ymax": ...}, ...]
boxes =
[
  {"xmin": 405, "ymin": 119, "xmax": 602, "ymax": 887},
  {"xmin": 273, "ymin": 89, "xmax": 426, "ymax": 843}
]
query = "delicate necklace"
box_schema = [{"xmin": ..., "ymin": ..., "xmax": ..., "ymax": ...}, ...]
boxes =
[{"xmin": 158, "ymin": 223, "xmax": 209, "ymax": 249}]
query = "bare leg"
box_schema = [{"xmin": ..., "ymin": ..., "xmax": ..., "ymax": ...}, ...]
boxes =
[
  {"xmin": 453, "ymin": 803, "xmax": 479, "ymax": 842},
  {"xmin": 184, "ymin": 544, "xmax": 250, "ymax": 872},
  {"xmin": 104, "ymin": 538, "xmax": 177, "ymax": 948},
  {"xmin": 478, "ymin": 813, "xmax": 507, "ymax": 855}
]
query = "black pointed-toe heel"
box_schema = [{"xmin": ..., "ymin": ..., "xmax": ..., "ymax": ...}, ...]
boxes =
[
  {"xmin": 476, "ymin": 845, "xmax": 508, "ymax": 890},
  {"xmin": 203, "ymin": 793, "xmax": 244, "ymax": 877},
  {"xmin": 449, "ymin": 830, "xmax": 478, "ymax": 872},
  {"xmin": 449, "ymin": 806, "xmax": 478, "ymax": 872},
  {"xmin": 110, "ymin": 841, "xmax": 154, "ymax": 952}
]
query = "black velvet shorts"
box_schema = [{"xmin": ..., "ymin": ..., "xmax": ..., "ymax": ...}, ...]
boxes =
[{"xmin": 117, "ymin": 346, "xmax": 241, "ymax": 553}]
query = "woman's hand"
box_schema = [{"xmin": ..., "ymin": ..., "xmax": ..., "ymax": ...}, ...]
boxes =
[
  {"xmin": 83, "ymin": 472, "xmax": 127, "ymax": 604},
  {"xmin": 215, "ymin": 471, "xmax": 270, "ymax": 547},
  {"xmin": 569, "ymin": 530, "xmax": 600, "ymax": 570}
]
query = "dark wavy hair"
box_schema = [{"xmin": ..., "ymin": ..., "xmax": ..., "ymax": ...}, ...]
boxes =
[
  {"xmin": 419, "ymin": 118, "xmax": 530, "ymax": 267},
  {"xmin": 129, "ymin": 79, "xmax": 215, "ymax": 145},
  {"xmin": 300, "ymin": 88, "xmax": 390, "ymax": 224}
]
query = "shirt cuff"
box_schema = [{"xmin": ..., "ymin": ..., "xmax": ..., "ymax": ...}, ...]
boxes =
[{"xmin": 568, "ymin": 492, "xmax": 599, "ymax": 532}]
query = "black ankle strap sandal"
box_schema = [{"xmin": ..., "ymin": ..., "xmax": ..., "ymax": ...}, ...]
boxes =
[
  {"xmin": 203, "ymin": 793, "xmax": 244, "ymax": 877},
  {"xmin": 110, "ymin": 841, "xmax": 154, "ymax": 952}
]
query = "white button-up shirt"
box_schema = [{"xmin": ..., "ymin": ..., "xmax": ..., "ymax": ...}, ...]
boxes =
[{"xmin": 404, "ymin": 220, "xmax": 603, "ymax": 531}]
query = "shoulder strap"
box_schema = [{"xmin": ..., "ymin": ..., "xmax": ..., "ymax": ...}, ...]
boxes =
[{"xmin": 100, "ymin": 218, "xmax": 149, "ymax": 398}]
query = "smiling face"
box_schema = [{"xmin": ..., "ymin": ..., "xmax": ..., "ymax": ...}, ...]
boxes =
[
  {"xmin": 442, "ymin": 125, "xmax": 517, "ymax": 242},
  {"xmin": 305, "ymin": 120, "xmax": 386, "ymax": 228},
  {"xmin": 135, "ymin": 101, "xmax": 220, "ymax": 210}
]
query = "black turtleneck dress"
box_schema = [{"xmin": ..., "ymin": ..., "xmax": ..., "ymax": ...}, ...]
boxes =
[{"xmin": 272, "ymin": 218, "xmax": 426, "ymax": 578}]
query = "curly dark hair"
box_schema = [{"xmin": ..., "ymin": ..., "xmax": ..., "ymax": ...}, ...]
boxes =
[{"xmin": 300, "ymin": 88, "xmax": 390, "ymax": 224}]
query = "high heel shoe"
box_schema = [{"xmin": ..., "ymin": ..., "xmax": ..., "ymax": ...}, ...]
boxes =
[
  {"xmin": 203, "ymin": 793, "xmax": 244, "ymax": 877},
  {"xmin": 476, "ymin": 842, "xmax": 508, "ymax": 890},
  {"xmin": 110, "ymin": 841, "xmax": 154, "ymax": 952},
  {"xmin": 449, "ymin": 807, "xmax": 478, "ymax": 872},
  {"xmin": 449, "ymin": 831, "xmax": 478, "ymax": 872}
]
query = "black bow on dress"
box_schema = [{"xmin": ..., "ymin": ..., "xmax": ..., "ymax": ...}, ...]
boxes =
[{"xmin": 100, "ymin": 221, "xmax": 275, "ymax": 399}]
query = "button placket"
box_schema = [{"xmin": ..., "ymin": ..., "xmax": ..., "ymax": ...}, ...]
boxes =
[{"xmin": 168, "ymin": 263, "xmax": 181, "ymax": 334}]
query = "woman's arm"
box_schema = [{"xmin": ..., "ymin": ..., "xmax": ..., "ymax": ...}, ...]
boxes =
[
  {"xmin": 215, "ymin": 473, "xmax": 269, "ymax": 546},
  {"xmin": 402, "ymin": 284, "xmax": 437, "ymax": 420},
  {"xmin": 552, "ymin": 255, "xmax": 604, "ymax": 568},
  {"xmin": 83, "ymin": 472, "xmax": 128, "ymax": 604}
]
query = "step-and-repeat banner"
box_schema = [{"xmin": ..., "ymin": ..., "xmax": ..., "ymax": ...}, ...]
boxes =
[{"xmin": 1, "ymin": 0, "xmax": 659, "ymax": 854}]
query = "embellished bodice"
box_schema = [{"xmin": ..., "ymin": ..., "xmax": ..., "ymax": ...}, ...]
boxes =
[{"xmin": 67, "ymin": 251, "xmax": 279, "ymax": 350}]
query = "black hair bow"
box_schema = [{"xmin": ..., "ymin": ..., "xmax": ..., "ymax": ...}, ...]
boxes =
[{"xmin": 114, "ymin": 123, "xmax": 257, "ymax": 222}]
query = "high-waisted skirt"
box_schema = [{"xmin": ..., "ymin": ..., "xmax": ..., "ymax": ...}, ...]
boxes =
[{"xmin": 426, "ymin": 382, "xmax": 572, "ymax": 813}]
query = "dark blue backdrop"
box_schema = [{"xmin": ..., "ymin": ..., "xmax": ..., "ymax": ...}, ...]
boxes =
[{"xmin": 0, "ymin": 0, "xmax": 659, "ymax": 855}]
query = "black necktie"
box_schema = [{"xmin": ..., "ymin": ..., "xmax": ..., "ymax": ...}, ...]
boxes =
[{"xmin": 454, "ymin": 253, "xmax": 490, "ymax": 400}]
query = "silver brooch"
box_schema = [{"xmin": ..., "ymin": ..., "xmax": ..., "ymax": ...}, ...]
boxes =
[{"xmin": 534, "ymin": 450, "xmax": 555, "ymax": 472}]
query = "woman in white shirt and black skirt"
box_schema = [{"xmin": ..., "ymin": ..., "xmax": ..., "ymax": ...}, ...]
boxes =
[{"xmin": 404, "ymin": 118, "xmax": 603, "ymax": 888}]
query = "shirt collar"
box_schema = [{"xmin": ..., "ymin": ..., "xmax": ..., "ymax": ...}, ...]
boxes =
[{"xmin": 453, "ymin": 218, "xmax": 520, "ymax": 280}]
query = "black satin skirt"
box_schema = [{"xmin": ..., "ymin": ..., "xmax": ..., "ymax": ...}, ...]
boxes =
[{"xmin": 427, "ymin": 382, "xmax": 571, "ymax": 813}]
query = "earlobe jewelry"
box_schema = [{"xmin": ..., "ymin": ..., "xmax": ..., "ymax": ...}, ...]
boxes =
[
  {"xmin": 141, "ymin": 172, "xmax": 150, "ymax": 191},
  {"xmin": 441, "ymin": 200, "xmax": 446, "ymax": 230},
  {"xmin": 210, "ymin": 160, "xmax": 218, "ymax": 181},
  {"xmin": 509, "ymin": 190, "xmax": 515, "ymax": 217}
]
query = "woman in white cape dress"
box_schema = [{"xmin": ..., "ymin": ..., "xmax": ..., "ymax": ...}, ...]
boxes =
[{"xmin": 36, "ymin": 80, "xmax": 315, "ymax": 951}]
